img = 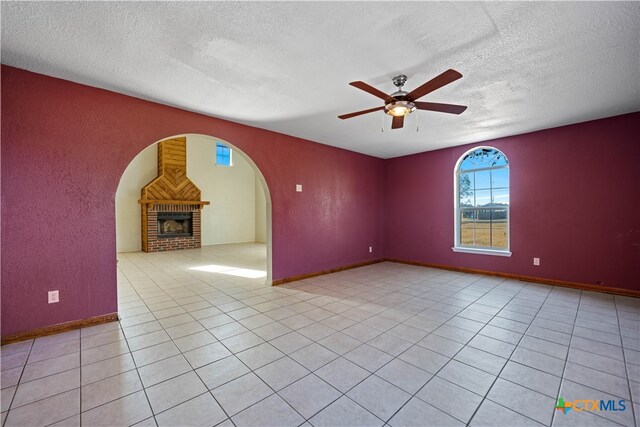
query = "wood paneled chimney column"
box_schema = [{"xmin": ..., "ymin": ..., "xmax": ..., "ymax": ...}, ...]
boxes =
[{"xmin": 139, "ymin": 137, "xmax": 209, "ymax": 252}]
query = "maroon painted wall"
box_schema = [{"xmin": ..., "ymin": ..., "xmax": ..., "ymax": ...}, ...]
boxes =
[
  {"xmin": 2, "ymin": 65, "xmax": 638, "ymax": 338},
  {"xmin": 1, "ymin": 66, "xmax": 385, "ymax": 336},
  {"xmin": 385, "ymin": 113, "xmax": 640, "ymax": 291}
]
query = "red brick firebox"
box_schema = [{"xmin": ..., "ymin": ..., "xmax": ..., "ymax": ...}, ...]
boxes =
[{"xmin": 143, "ymin": 203, "xmax": 202, "ymax": 252}]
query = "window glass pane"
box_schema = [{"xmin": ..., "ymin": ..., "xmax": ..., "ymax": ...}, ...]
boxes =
[
  {"xmin": 458, "ymin": 172, "xmax": 474, "ymax": 203},
  {"xmin": 459, "ymin": 157, "xmax": 476, "ymax": 170},
  {"xmin": 456, "ymin": 147, "xmax": 509, "ymax": 251},
  {"xmin": 491, "ymin": 168, "xmax": 509, "ymax": 189},
  {"xmin": 459, "ymin": 172, "xmax": 474, "ymax": 207},
  {"xmin": 491, "ymin": 209, "xmax": 508, "ymax": 248},
  {"xmin": 460, "ymin": 191, "xmax": 474, "ymax": 208},
  {"xmin": 488, "ymin": 152, "xmax": 508, "ymax": 167},
  {"xmin": 216, "ymin": 142, "xmax": 232, "ymax": 166},
  {"xmin": 460, "ymin": 148, "xmax": 508, "ymax": 170},
  {"xmin": 475, "ymin": 210, "xmax": 491, "ymax": 246},
  {"xmin": 460, "ymin": 191, "xmax": 473, "ymax": 207},
  {"xmin": 460, "ymin": 212, "xmax": 475, "ymax": 245},
  {"xmin": 492, "ymin": 188, "xmax": 509, "ymax": 206},
  {"xmin": 475, "ymin": 170, "xmax": 490, "ymax": 190},
  {"xmin": 459, "ymin": 173, "xmax": 474, "ymax": 203},
  {"xmin": 461, "ymin": 210, "xmax": 477, "ymax": 220},
  {"xmin": 474, "ymin": 189, "xmax": 491, "ymax": 207},
  {"xmin": 476, "ymin": 209, "xmax": 492, "ymax": 221}
]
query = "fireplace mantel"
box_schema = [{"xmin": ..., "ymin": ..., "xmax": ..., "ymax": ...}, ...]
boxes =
[{"xmin": 138, "ymin": 199, "xmax": 210, "ymax": 206}]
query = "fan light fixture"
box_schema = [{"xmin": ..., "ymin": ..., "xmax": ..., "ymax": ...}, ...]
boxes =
[
  {"xmin": 385, "ymin": 100, "xmax": 416, "ymax": 117},
  {"xmin": 338, "ymin": 70, "xmax": 467, "ymax": 130}
]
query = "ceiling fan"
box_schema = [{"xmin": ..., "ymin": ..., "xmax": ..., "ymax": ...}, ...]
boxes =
[{"xmin": 338, "ymin": 69, "xmax": 467, "ymax": 129}]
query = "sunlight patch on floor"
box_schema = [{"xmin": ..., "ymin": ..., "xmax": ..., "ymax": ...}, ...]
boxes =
[{"xmin": 189, "ymin": 264, "xmax": 267, "ymax": 278}]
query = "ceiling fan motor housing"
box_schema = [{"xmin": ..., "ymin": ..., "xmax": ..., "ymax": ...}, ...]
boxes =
[
  {"xmin": 392, "ymin": 74, "xmax": 408, "ymax": 89},
  {"xmin": 387, "ymin": 75, "xmax": 415, "ymax": 116}
]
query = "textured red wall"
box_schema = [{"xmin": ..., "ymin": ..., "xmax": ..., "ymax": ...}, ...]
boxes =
[
  {"xmin": 1, "ymin": 66, "xmax": 385, "ymax": 336},
  {"xmin": 3, "ymin": 65, "xmax": 637, "ymax": 338},
  {"xmin": 385, "ymin": 113, "xmax": 640, "ymax": 291}
]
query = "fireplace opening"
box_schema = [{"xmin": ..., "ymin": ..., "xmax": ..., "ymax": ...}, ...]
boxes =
[{"xmin": 157, "ymin": 212, "xmax": 193, "ymax": 238}]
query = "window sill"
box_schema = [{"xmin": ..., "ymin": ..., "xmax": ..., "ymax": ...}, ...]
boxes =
[{"xmin": 451, "ymin": 247, "xmax": 512, "ymax": 257}]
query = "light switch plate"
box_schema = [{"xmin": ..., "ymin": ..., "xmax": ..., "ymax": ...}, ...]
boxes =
[{"xmin": 296, "ymin": 184, "xmax": 302, "ymax": 192}]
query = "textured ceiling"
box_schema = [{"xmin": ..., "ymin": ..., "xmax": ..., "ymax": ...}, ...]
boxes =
[{"xmin": 2, "ymin": 2, "xmax": 639, "ymax": 158}]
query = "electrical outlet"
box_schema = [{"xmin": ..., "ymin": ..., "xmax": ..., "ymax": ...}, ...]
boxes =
[
  {"xmin": 369, "ymin": 246, "xmax": 373, "ymax": 253},
  {"xmin": 48, "ymin": 290, "xmax": 59, "ymax": 304},
  {"xmin": 533, "ymin": 258, "xmax": 540, "ymax": 266}
]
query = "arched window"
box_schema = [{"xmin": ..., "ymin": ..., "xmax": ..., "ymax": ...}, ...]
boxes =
[{"xmin": 453, "ymin": 147, "xmax": 511, "ymax": 256}]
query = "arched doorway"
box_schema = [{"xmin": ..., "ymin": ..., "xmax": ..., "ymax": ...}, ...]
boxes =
[{"xmin": 115, "ymin": 134, "xmax": 273, "ymax": 301}]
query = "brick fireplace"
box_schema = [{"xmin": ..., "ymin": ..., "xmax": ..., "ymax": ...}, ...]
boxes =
[{"xmin": 139, "ymin": 137, "xmax": 209, "ymax": 252}]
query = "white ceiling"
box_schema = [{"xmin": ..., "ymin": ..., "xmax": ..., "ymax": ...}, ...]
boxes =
[{"xmin": 2, "ymin": 2, "xmax": 639, "ymax": 158}]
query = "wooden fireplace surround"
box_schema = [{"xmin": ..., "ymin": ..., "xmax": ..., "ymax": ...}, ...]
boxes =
[{"xmin": 139, "ymin": 137, "xmax": 209, "ymax": 252}]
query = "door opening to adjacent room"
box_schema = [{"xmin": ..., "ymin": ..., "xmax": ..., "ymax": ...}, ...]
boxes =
[{"xmin": 114, "ymin": 134, "xmax": 272, "ymax": 317}]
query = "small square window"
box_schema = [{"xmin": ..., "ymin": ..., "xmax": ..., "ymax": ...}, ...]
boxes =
[{"xmin": 216, "ymin": 142, "xmax": 232, "ymax": 167}]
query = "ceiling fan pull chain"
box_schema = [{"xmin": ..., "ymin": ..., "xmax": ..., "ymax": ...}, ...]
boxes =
[
  {"xmin": 416, "ymin": 112, "xmax": 420, "ymax": 133},
  {"xmin": 381, "ymin": 112, "xmax": 384, "ymax": 133}
]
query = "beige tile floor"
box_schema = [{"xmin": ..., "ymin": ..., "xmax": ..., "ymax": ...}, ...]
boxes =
[{"xmin": 1, "ymin": 243, "xmax": 639, "ymax": 426}]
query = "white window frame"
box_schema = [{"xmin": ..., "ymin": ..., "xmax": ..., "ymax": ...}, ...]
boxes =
[{"xmin": 452, "ymin": 146, "xmax": 511, "ymax": 257}]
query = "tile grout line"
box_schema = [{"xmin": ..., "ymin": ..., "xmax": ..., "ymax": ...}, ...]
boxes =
[
  {"xmin": 269, "ymin": 274, "xmax": 566, "ymax": 424},
  {"xmin": 362, "ymin": 274, "xmax": 516, "ymax": 425},
  {"xmin": 613, "ymin": 296, "xmax": 638, "ymax": 427},
  {"xmin": 4, "ymin": 344, "xmax": 93, "ymax": 420},
  {"xmin": 223, "ymin": 328, "xmax": 378, "ymax": 423},
  {"xmin": 121, "ymin": 254, "xmax": 301, "ymax": 425},
  {"xmin": 166, "ymin": 263, "xmax": 629, "ymax": 424},
  {"xmin": 92, "ymin": 260, "xmax": 640, "ymax": 424},
  {"xmin": 285, "ymin": 273, "xmax": 502, "ymax": 422},
  {"xmin": 121, "ymin": 254, "xmax": 265, "ymax": 424},
  {"xmin": 549, "ymin": 289, "xmax": 582, "ymax": 427},
  {"xmin": 115, "ymin": 261, "xmax": 161, "ymax": 426},
  {"xmin": 461, "ymin": 283, "xmax": 560, "ymax": 426},
  {"xmin": 550, "ymin": 296, "xmax": 631, "ymax": 427},
  {"xmin": 2, "ymin": 339, "xmax": 35, "ymax": 426},
  {"xmin": 115, "ymin": 325, "xmax": 158, "ymax": 426},
  {"xmin": 0, "ymin": 295, "xmax": 506, "ymax": 425},
  {"xmin": 211, "ymin": 308, "xmax": 378, "ymax": 425},
  {"xmin": 192, "ymin": 271, "xmax": 493, "ymax": 424},
  {"xmin": 8, "ymin": 254, "xmax": 636, "ymax": 427},
  {"xmin": 283, "ymin": 285, "xmax": 468, "ymax": 426},
  {"xmin": 459, "ymin": 287, "xmax": 562, "ymax": 424}
]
